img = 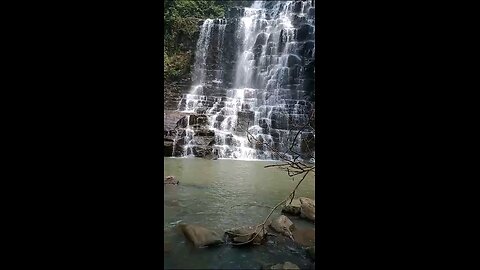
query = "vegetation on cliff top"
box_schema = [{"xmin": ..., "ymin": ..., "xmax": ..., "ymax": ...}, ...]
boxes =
[{"xmin": 164, "ymin": 0, "xmax": 250, "ymax": 81}]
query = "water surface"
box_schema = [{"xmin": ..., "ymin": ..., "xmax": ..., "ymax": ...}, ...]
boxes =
[{"xmin": 164, "ymin": 158, "xmax": 315, "ymax": 269}]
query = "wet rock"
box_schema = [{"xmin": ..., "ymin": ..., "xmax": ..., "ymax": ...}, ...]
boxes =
[
  {"xmin": 179, "ymin": 224, "xmax": 223, "ymax": 247},
  {"xmin": 296, "ymin": 24, "xmax": 314, "ymax": 41},
  {"xmin": 308, "ymin": 7, "xmax": 315, "ymax": 18},
  {"xmin": 226, "ymin": 7, "xmax": 244, "ymax": 18},
  {"xmin": 188, "ymin": 114, "xmax": 209, "ymax": 126},
  {"xmin": 299, "ymin": 197, "xmax": 315, "ymax": 221},
  {"xmin": 292, "ymin": 14, "xmax": 307, "ymax": 26},
  {"xmin": 176, "ymin": 116, "xmax": 188, "ymax": 128},
  {"xmin": 225, "ymin": 225, "xmax": 266, "ymax": 245},
  {"xmin": 298, "ymin": 40, "xmax": 315, "ymax": 59},
  {"xmin": 263, "ymin": 261, "xmax": 300, "ymax": 270},
  {"xmin": 287, "ymin": 54, "xmax": 301, "ymax": 67},
  {"xmin": 164, "ymin": 141, "xmax": 174, "ymax": 157},
  {"xmin": 255, "ymin": 32, "xmax": 269, "ymax": 47},
  {"xmin": 236, "ymin": 111, "xmax": 255, "ymax": 133},
  {"xmin": 271, "ymin": 112, "xmax": 289, "ymax": 129},
  {"xmin": 192, "ymin": 145, "xmax": 213, "ymax": 158},
  {"xmin": 164, "ymin": 110, "xmax": 189, "ymax": 131},
  {"xmin": 282, "ymin": 198, "xmax": 301, "ymax": 215},
  {"xmin": 164, "ymin": 176, "xmax": 179, "ymax": 185},
  {"xmin": 292, "ymin": 228, "xmax": 315, "ymax": 246},
  {"xmin": 306, "ymin": 246, "xmax": 315, "ymax": 260},
  {"xmin": 172, "ymin": 144, "xmax": 184, "ymax": 157},
  {"xmin": 292, "ymin": 1, "xmax": 303, "ymax": 13},
  {"xmin": 193, "ymin": 136, "xmax": 215, "ymax": 146},
  {"xmin": 270, "ymin": 215, "xmax": 295, "ymax": 240},
  {"xmin": 194, "ymin": 129, "xmax": 215, "ymax": 137},
  {"xmin": 194, "ymin": 107, "xmax": 207, "ymax": 114}
]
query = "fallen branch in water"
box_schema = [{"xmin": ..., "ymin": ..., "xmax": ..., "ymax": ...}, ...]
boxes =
[{"xmin": 230, "ymin": 203, "xmax": 273, "ymax": 209}]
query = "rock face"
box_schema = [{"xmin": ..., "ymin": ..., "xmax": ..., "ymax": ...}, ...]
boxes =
[
  {"xmin": 299, "ymin": 197, "xmax": 315, "ymax": 221},
  {"xmin": 225, "ymin": 225, "xmax": 266, "ymax": 245},
  {"xmin": 179, "ymin": 224, "xmax": 223, "ymax": 247},
  {"xmin": 282, "ymin": 199, "xmax": 301, "ymax": 215},
  {"xmin": 270, "ymin": 215, "xmax": 295, "ymax": 239},
  {"xmin": 166, "ymin": 1, "xmax": 315, "ymax": 160},
  {"xmin": 164, "ymin": 111, "xmax": 217, "ymax": 158},
  {"xmin": 164, "ymin": 176, "xmax": 179, "ymax": 185}
]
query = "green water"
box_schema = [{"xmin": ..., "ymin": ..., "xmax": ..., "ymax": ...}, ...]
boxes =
[{"xmin": 164, "ymin": 158, "xmax": 315, "ymax": 269}]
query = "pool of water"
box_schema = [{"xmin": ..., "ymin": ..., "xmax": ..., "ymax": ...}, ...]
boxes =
[{"xmin": 164, "ymin": 157, "xmax": 315, "ymax": 269}]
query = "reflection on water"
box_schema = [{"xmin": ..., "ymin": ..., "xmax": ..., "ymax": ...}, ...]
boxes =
[{"xmin": 164, "ymin": 158, "xmax": 315, "ymax": 269}]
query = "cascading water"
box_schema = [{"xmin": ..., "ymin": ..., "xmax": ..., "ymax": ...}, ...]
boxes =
[{"xmin": 175, "ymin": 0, "xmax": 315, "ymax": 160}]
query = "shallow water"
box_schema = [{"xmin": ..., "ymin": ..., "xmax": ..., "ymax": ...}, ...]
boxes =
[{"xmin": 164, "ymin": 158, "xmax": 315, "ymax": 269}]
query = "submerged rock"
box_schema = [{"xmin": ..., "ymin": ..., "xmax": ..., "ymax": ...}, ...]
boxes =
[
  {"xmin": 225, "ymin": 225, "xmax": 266, "ymax": 245},
  {"xmin": 299, "ymin": 197, "xmax": 315, "ymax": 221},
  {"xmin": 164, "ymin": 242, "xmax": 172, "ymax": 253},
  {"xmin": 270, "ymin": 215, "xmax": 295, "ymax": 240},
  {"xmin": 282, "ymin": 198, "xmax": 301, "ymax": 215},
  {"xmin": 178, "ymin": 224, "xmax": 223, "ymax": 247},
  {"xmin": 292, "ymin": 227, "xmax": 315, "ymax": 247},
  {"xmin": 306, "ymin": 246, "xmax": 315, "ymax": 260},
  {"xmin": 164, "ymin": 176, "xmax": 179, "ymax": 185},
  {"xmin": 262, "ymin": 261, "xmax": 300, "ymax": 270}
]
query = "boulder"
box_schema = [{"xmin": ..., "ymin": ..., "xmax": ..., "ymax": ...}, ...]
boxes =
[
  {"xmin": 269, "ymin": 215, "xmax": 295, "ymax": 240},
  {"xmin": 299, "ymin": 197, "xmax": 315, "ymax": 221},
  {"xmin": 178, "ymin": 224, "xmax": 223, "ymax": 247},
  {"xmin": 282, "ymin": 198, "xmax": 301, "ymax": 215},
  {"xmin": 225, "ymin": 225, "xmax": 266, "ymax": 245},
  {"xmin": 164, "ymin": 176, "xmax": 179, "ymax": 185}
]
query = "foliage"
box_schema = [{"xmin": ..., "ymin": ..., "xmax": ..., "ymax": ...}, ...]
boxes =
[
  {"xmin": 164, "ymin": 51, "xmax": 192, "ymax": 80},
  {"xmin": 164, "ymin": 0, "xmax": 251, "ymax": 82}
]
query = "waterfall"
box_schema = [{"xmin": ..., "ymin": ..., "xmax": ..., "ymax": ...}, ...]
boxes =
[{"xmin": 175, "ymin": 0, "xmax": 315, "ymax": 160}]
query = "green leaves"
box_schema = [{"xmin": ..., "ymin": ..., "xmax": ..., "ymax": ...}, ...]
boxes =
[
  {"xmin": 164, "ymin": 51, "xmax": 192, "ymax": 81},
  {"xmin": 163, "ymin": 0, "xmax": 251, "ymax": 82}
]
